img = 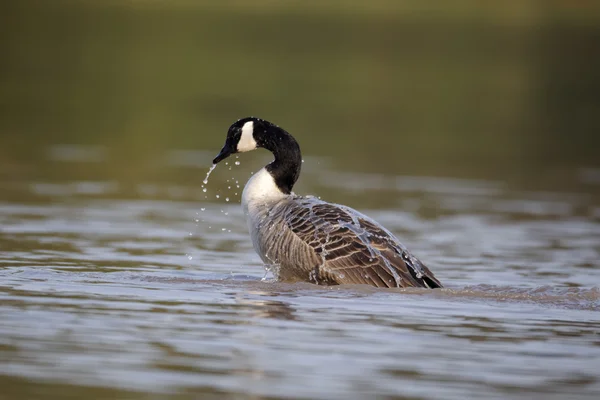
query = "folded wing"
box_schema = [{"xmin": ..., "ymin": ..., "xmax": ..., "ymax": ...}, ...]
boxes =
[{"xmin": 279, "ymin": 198, "xmax": 443, "ymax": 288}]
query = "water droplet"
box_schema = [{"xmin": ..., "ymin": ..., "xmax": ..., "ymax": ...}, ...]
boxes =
[
  {"xmin": 187, "ymin": 255, "xmax": 193, "ymax": 260},
  {"xmin": 216, "ymin": 194, "xmax": 220, "ymax": 199},
  {"xmin": 235, "ymin": 161, "xmax": 240, "ymax": 166},
  {"xmin": 194, "ymin": 219, "xmax": 199, "ymax": 223},
  {"xmin": 203, "ymin": 164, "xmax": 217, "ymax": 185},
  {"xmin": 189, "ymin": 232, "xmax": 193, "ymax": 236},
  {"xmin": 200, "ymin": 207, "xmax": 205, "ymax": 211},
  {"xmin": 202, "ymin": 188, "xmax": 207, "ymax": 193},
  {"xmin": 221, "ymin": 228, "xmax": 226, "ymax": 231},
  {"xmin": 228, "ymin": 186, "xmax": 231, "ymax": 189},
  {"xmin": 225, "ymin": 197, "xmax": 230, "ymax": 202}
]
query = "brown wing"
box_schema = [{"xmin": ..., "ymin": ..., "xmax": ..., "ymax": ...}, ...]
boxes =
[{"xmin": 283, "ymin": 198, "xmax": 443, "ymax": 288}]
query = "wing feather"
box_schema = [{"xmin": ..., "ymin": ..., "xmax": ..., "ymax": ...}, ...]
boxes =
[{"xmin": 266, "ymin": 197, "xmax": 443, "ymax": 288}]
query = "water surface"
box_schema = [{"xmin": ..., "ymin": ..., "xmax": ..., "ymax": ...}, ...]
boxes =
[
  {"xmin": 1, "ymin": 1, "xmax": 600, "ymax": 399},
  {"xmin": 1, "ymin": 146, "xmax": 599, "ymax": 400}
]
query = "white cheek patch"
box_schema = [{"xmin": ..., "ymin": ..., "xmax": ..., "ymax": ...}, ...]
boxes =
[{"xmin": 237, "ymin": 121, "xmax": 257, "ymax": 152}]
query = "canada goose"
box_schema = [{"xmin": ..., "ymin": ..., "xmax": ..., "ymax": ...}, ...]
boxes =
[{"xmin": 212, "ymin": 117, "xmax": 443, "ymax": 288}]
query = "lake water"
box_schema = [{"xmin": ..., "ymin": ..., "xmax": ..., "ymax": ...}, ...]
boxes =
[
  {"xmin": 1, "ymin": 145, "xmax": 599, "ymax": 400},
  {"xmin": 2, "ymin": 1, "xmax": 600, "ymax": 398}
]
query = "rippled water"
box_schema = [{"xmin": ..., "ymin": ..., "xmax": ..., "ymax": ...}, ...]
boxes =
[{"xmin": 1, "ymin": 146, "xmax": 599, "ymax": 399}]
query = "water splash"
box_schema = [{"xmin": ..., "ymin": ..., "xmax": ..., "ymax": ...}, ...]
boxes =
[{"xmin": 203, "ymin": 163, "xmax": 217, "ymax": 185}]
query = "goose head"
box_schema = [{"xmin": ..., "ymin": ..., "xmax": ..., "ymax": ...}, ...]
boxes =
[{"xmin": 213, "ymin": 117, "xmax": 262, "ymax": 164}]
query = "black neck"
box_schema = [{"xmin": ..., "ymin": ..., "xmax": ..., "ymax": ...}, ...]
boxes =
[{"xmin": 257, "ymin": 123, "xmax": 302, "ymax": 194}]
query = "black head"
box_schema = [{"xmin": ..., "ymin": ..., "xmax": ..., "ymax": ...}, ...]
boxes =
[
  {"xmin": 213, "ymin": 117, "xmax": 265, "ymax": 164},
  {"xmin": 212, "ymin": 117, "xmax": 302, "ymax": 194}
]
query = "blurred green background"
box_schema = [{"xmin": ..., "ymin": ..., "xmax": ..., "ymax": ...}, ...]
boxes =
[{"xmin": 1, "ymin": 0, "xmax": 599, "ymax": 196}]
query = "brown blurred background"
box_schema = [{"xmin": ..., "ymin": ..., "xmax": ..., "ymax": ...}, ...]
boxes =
[{"xmin": 1, "ymin": 0, "xmax": 599, "ymax": 198}]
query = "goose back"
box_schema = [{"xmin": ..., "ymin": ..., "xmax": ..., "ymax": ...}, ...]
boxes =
[{"xmin": 250, "ymin": 196, "xmax": 443, "ymax": 288}]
